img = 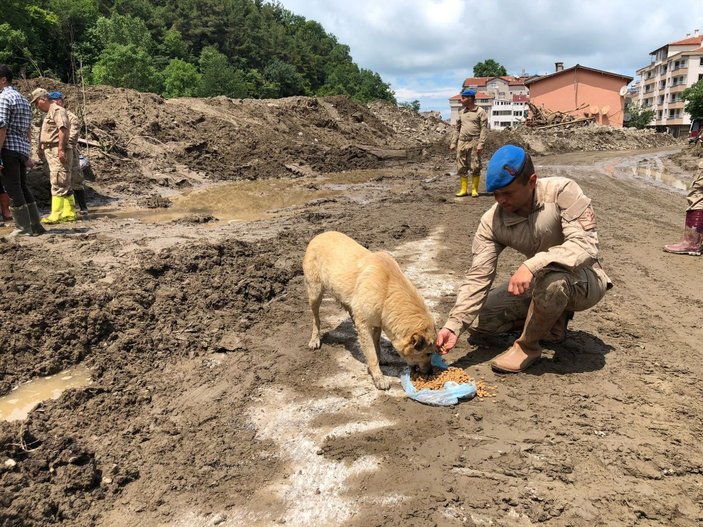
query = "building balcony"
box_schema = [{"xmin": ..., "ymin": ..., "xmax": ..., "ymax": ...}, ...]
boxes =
[
  {"xmin": 668, "ymin": 101, "xmax": 685, "ymax": 109},
  {"xmin": 669, "ymin": 84, "xmax": 688, "ymax": 93}
]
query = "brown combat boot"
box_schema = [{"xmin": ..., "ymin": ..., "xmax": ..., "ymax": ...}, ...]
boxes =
[{"xmin": 491, "ymin": 342, "xmax": 541, "ymax": 373}]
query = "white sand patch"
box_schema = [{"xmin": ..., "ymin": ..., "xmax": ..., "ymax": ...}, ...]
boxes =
[
  {"xmin": 173, "ymin": 231, "xmax": 453, "ymax": 526},
  {"xmin": 389, "ymin": 226, "xmax": 458, "ymax": 310}
]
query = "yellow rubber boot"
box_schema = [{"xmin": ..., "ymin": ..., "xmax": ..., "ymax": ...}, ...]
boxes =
[
  {"xmin": 41, "ymin": 196, "xmax": 64, "ymax": 224},
  {"xmin": 471, "ymin": 176, "xmax": 480, "ymax": 197},
  {"xmin": 455, "ymin": 176, "xmax": 469, "ymax": 197},
  {"xmin": 61, "ymin": 195, "xmax": 78, "ymax": 222}
]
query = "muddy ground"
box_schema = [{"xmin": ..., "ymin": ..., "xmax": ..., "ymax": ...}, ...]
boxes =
[{"xmin": 0, "ymin": 89, "xmax": 702, "ymax": 527}]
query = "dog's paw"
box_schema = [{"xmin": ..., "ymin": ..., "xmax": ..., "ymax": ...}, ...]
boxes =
[
  {"xmin": 372, "ymin": 374, "xmax": 391, "ymax": 390},
  {"xmin": 308, "ymin": 337, "xmax": 321, "ymax": 349}
]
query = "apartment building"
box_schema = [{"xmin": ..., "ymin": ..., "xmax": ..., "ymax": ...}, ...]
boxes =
[
  {"xmin": 636, "ymin": 31, "xmax": 703, "ymax": 137},
  {"xmin": 449, "ymin": 76, "xmax": 529, "ymax": 129}
]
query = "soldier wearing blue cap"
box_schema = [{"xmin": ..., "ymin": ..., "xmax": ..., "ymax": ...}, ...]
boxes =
[
  {"xmin": 436, "ymin": 144, "xmax": 612, "ymax": 373},
  {"xmin": 450, "ymin": 87, "xmax": 488, "ymax": 197}
]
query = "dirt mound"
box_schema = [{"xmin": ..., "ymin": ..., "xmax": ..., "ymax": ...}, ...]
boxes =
[
  {"xmin": 670, "ymin": 141, "xmax": 703, "ymax": 171},
  {"xmin": 16, "ymin": 80, "xmax": 452, "ymax": 202},
  {"xmin": 483, "ymin": 123, "xmax": 680, "ymax": 158}
]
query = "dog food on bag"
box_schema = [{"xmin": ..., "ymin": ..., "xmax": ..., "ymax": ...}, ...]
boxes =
[{"xmin": 410, "ymin": 366, "xmax": 473, "ymax": 390}]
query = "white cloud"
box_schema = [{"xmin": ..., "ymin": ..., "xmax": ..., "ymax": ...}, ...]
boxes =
[{"xmin": 276, "ymin": 0, "xmax": 703, "ymax": 117}]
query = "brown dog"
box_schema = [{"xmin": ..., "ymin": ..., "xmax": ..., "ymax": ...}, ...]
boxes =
[{"xmin": 303, "ymin": 231, "xmax": 436, "ymax": 390}]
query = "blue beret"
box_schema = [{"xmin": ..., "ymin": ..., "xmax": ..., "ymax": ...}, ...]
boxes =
[
  {"xmin": 460, "ymin": 88, "xmax": 476, "ymax": 97},
  {"xmin": 48, "ymin": 91, "xmax": 63, "ymax": 100},
  {"xmin": 486, "ymin": 145, "xmax": 527, "ymax": 192}
]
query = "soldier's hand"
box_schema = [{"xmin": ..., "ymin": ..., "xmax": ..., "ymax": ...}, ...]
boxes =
[
  {"xmin": 435, "ymin": 327, "xmax": 457, "ymax": 355},
  {"xmin": 58, "ymin": 149, "xmax": 66, "ymax": 164},
  {"xmin": 476, "ymin": 145, "xmax": 483, "ymax": 156},
  {"xmin": 508, "ymin": 264, "xmax": 534, "ymax": 296}
]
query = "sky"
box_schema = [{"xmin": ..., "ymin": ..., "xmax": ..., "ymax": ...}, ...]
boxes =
[{"xmin": 275, "ymin": 0, "xmax": 703, "ymax": 119}]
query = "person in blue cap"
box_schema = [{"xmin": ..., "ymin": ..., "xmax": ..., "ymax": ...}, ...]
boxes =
[
  {"xmin": 450, "ymin": 88, "xmax": 488, "ymax": 197},
  {"xmin": 436, "ymin": 144, "xmax": 612, "ymax": 373}
]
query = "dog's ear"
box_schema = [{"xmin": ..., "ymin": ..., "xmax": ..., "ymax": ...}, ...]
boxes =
[{"xmin": 412, "ymin": 333, "xmax": 426, "ymax": 351}]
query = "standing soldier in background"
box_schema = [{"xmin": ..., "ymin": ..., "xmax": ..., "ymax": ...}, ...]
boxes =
[
  {"xmin": 450, "ymin": 88, "xmax": 488, "ymax": 198},
  {"xmin": 663, "ymin": 166, "xmax": 703, "ymax": 256},
  {"xmin": 29, "ymin": 88, "xmax": 77, "ymax": 224},
  {"xmin": 49, "ymin": 91, "xmax": 88, "ymax": 215},
  {"xmin": 0, "ymin": 65, "xmax": 46, "ymax": 236}
]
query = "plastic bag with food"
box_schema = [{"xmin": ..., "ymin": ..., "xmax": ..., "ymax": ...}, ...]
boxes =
[{"xmin": 400, "ymin": 354, "xmax": 476, "ymax": 406}]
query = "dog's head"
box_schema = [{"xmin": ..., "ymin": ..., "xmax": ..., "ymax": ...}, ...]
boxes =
[{"xmin": 398, "ymin": 328, "xmax": 436, "ymax": 374}]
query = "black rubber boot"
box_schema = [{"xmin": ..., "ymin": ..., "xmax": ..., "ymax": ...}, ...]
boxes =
[
  {"xmin": 8, "ymin": 205, "xmax": 33, "ymax": 237},
  {"xmin": 74, "ymin": 189, "xmax": 89, "ymax": 213},
  {"xmin": 27, "ymin": 202, "xmax": 47, "ymax": 235}
]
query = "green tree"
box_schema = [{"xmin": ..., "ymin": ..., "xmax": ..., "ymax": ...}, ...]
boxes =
[
  {"xmin": 91, "ymin": 43, "xmax": 161, "ymax": 92},
  {"xmin": 91, "ymin": 14, "xmax": 155, "ymax": 50},
  {"xmin": 161, "ymin": 58, "xmax": 201, "ymax": 98},
  {"xmin": 624, "ymin": 103, "xmax": 655, "ymax": 129},
  {"xmin": 197, "ymin": 46, "xmax": 249, "ymax": 98},
  {"xmin": 263, "ymin": 58, "xmax": 309, "ymax": 97},
  {"xmin": 473, "ymin": 58, "xmax": 507, "ymax": 77},
  {"xmin": 399, "ymin": 100, "xmax": 421, "ymax": 112},
  {"xmin": 683, "ymin": 81, "xmax": 703, "ymax": 118}
]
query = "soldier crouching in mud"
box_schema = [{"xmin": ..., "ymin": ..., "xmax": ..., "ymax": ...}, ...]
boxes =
[{"xmin": 435, "ymin": 144, "xmax": 613, "ymax": 373}]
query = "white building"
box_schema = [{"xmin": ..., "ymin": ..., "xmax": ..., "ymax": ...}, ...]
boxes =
[
  {"xmin": 636, "ymin": 31, "xmax": 703, "ymax": 137},
  {"xmin": 449, "ymin": 76, "xmax": 530, "ymax": 130}
]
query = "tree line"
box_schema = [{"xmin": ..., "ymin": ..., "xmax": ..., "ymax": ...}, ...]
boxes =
[{"xmin": 0, "ymin": 0, "xmax": 396, "ymax": 103}]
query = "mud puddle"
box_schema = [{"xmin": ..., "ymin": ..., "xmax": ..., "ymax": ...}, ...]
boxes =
[
  {"xmin": 92, "ymin": 169, "xmax": 409, "ymax": 224},
  {"xmin": 0, "ymin": 365, "xmax": 91, "ymax": 422}
]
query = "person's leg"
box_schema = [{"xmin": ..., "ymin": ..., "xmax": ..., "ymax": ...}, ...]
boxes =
[
  {"xmin": 491, "ymin": 267, "xmax": 608, "ymax": 373},
  {"xmin": 455, "ymin": 144, "xmax": 469, "ymax": 197},
  {"xmin": 71, "ymin": 146, "xmax": 88, "ymax": 213},
  {"xmin": 42, "ymin": 147, "xmax": 77, "ymax": 223},
  {"xmin": 469, "ymin": 144, "xmax": 481, "ymax": 197},
  {"xmin": 469, "ymin": 282, "xmax": 532, "ymax": 336},
  {"xmin": 1, "ymin": 150, "xmax": 33, "ymax": 236},
  {"xmin": 1, "ymin": 149, "xmax": 28, "ymax": 206}
]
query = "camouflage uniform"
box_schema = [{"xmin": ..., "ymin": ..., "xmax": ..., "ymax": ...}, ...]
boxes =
[
  {"xmin": 39, "ymin": 104, "xmax": 72, "ymax": 197},
  {"xmin": 451, "ymin": 106, "xmax": 488, "ymax": 178},
  {"xmin": 444, "ymin": 177, "xmax": 611, "ymax": 337}
]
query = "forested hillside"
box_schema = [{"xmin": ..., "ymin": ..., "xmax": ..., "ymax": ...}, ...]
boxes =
[{"xmin": 1, "ymin": 0, "xmax": 395, "ymax": 103}]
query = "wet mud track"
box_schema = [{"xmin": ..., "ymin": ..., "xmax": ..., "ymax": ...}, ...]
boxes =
[{"xmin": 1, "ymin": 149, "xmax": 702, "ymax": 527}]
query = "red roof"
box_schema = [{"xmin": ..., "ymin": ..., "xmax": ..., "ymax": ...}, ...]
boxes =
[
  {"xmin": 670, "ymin": 35, "xmax": 703, "ymax": 46},
  {"xmin": 513, "ymin": 94, "xmax": 529, "ymax": 102},
  {"xmin": 461, "ymin": 75, "xmax": 527, "ymax": 88},
  {"xmin": 524, "ymin": 64, "xmax": 632, "ymax": 85},
  {"xmin": 449, "ymin": 91, "xmax": 493, "ymax": 101}
]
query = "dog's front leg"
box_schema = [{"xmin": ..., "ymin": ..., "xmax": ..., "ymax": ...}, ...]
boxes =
[{"xmin": 356, "ymin": 322, "xmax": 390, "ymax": 390}]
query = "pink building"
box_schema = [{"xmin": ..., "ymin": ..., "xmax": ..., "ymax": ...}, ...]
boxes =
[{"xmin": 524, "ymin": 64, "xmax": 632, "ymax": 127}]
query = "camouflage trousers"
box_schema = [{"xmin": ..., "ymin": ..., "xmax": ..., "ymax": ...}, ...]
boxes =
[
  {"xmin": 469, "ymin": 266, "xmax": 609, "ymax": 336},
  {"xmin": 456, "ymin": 138, "xmax": 481, "ymax": 178},
  {"xmin": 44, "ymin": 146, "xmax": 73, "ymax": 197}
]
